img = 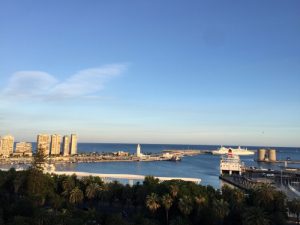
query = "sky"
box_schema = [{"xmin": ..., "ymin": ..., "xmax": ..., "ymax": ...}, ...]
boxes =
[{"xmin": 0, "ymin": 0, "xmax": 299, "ymax": 147}]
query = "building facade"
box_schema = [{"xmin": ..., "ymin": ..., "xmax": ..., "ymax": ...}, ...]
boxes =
[
  {"xmin": 0, "ymin": 135, "xmax": 14, "ymax": 157},
  {"xmin": 50, "ymin": 134, "xmax": 61, "ymax": 155},
  {"xmin": 15, "ymin": 142, "xmax": 33, "ymax": 156},
  {"xmin": 37, "ymin": 134, "xmax": 50, "ymax": 155},
  {"xmin": 62, "ymin": 135, "xmax": 70, "ymax": 156},
  {"xmin": 70, "ymin": 134, "xmax": 77, "ymax": 155}
]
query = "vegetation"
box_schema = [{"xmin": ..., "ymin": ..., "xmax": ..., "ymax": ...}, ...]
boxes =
[
  {"xmin": 287, "ymin": 199, "xmax": 300, "ymax": 224},
  {"xmin": 0, "ymin": 168, "xmax": 291, "ymax": 225}
]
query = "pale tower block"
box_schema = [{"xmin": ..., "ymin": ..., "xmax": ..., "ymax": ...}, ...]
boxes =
[
  {"xmin": 63, "ymin": 135, "xmax": 70, "ymax": 156},
  {"xmin": 37, "ymin": 134, "xmax": 50, "ymax": 155},
  {"xmin": 51, "ymin": 134, "xmax": 61, "ymax": 155},
  {"xmin": 0, "ymin": 135, "xmax": 14, "ymax": 157},
  {"xmin": 70, "ymin": 134, "xmax": 77, "ymax": 155}
]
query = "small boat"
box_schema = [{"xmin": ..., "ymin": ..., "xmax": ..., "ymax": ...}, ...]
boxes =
[
  {"xmin": 212, "ymin": 146, "xmax": 254, "ymax": 156},
  {"xmin": 169, "ymin": 155, "xmax": 181, "ymax": 161}
]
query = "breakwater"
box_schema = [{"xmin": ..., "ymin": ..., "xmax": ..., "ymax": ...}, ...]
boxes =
[
  {"xmin": 0, "ymin": 152, "xmax": 180, "ymax": 165},
  {"xmin": 162, "ymin": 149, "xmax": 209, "ymax": 156}
]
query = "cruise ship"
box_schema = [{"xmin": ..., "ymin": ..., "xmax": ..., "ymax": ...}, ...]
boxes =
[{"xmin": 212, "ymin": 146, "xmax": 255, "ymax": 156}]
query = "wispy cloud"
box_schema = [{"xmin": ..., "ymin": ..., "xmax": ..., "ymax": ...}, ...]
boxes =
[
  {"xmin": 1, "ymin": 64, "xmax": 127, "ymax": 101},
  {"xmin": 3, "ymin": 71, "xmax": 59, "ymax": 99}
]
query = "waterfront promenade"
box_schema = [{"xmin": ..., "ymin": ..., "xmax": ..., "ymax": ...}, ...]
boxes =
[
  {"xmin": 0, "ymin": 164, "xmax": 201, "ymax": 184},
  {"xmin": 53, "ymin": 170, "xmax": 201, "ymax": 184}
]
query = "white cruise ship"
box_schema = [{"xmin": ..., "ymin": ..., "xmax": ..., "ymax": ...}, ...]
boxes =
[{"xmin": 212, "ymin": 146, "xmax": 255, "ymax": 156}]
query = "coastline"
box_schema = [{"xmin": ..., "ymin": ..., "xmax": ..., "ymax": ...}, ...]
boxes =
[{"xmin": 0, "ymin": 152, "xmax": 182, "ymax": 165}]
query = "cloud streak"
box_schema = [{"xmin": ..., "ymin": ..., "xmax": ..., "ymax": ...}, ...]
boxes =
[{"xmin": 1, "ymin": 64, "xmax": 127, "ymax": 101}]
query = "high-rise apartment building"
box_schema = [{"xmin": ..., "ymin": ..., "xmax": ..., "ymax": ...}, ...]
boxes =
[
  {"xmin": 62, "ymin": 135, "xmax": 70, "ymax": 156},
  {"xmin": 37, "ymin": 134, "xmax": 50, "ymax": 155},
  {"xmin": 70, "ymin": 134, "xmax": 77, "ymax": 155},
  {"xmin": 50, "ymin": 134, "xmax": 61, "ymax": 155},
  {"xmin": 0, "ymin": 135, "xmax": 14, "ymax": 157},
  {"xmin": 15, "ymin": 142, "xmax": 33, "ymax": 156}
]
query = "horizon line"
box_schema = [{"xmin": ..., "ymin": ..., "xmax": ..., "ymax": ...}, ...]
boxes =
[{"xmin": 13, "ymin": 140, "xmax": 300, "ymax": 149}]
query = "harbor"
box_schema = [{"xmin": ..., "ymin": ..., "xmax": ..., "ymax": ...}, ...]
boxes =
[
  {"xmin": 1, "ymin": 143, "xmax": 300, "ymax": 190},
  {"xmin": 219, "ymin": 147, "xmax": 300, "ymax": 199}
]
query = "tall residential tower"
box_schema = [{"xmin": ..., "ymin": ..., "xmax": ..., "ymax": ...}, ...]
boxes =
[
  {"xmin": 50, "ymin": 134, "xmax": 61, "ymax": 155},
  {"xmin": 0, "ymin": 135, "xmax": 14, "ymax": 157},
  {"xmin": 37, "ymin": 134, "xmax": 50, "ymax": 155},
  {"xmin": 70, "ymin": 134, "xmax": 77, "ymax": 155},
  {"xmin": 62, "ymin": 135, "xmax": 70, "ymax": 156}
]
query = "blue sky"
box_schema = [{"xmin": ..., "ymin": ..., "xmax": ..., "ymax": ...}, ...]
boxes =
[{"xmin": 0, "ymin": 0, "xmax": 299, "ymax": 147}]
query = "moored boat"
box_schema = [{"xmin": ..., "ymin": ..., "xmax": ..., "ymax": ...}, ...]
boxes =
[
  {"xmin": 169, "ymin": 155, "xmax": 181, "ymax": 161},
  {"xmin": 220, "ymin": 149, "xmax": 245, "ymax": 175}
]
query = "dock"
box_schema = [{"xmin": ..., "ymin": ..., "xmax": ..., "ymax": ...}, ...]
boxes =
[
  {"xmin": 219, "ymin": 175, "xmax": 266, "ymax": 191},
  {"xmin": 257, "ymin": 160, "xmax": 300, "ymax": 164},
  {"xmin": 162, "ymin": 149, "xmax": 205, "ymax": 156},
  {"xmin": 220, "ymin": 168, "xmax": 300, "ymax": 199}
]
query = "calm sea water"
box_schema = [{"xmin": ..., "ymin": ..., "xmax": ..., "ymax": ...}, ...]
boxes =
[{"xmin": 50, "ymin": 143, "xmax": 300, "ymax": 189}]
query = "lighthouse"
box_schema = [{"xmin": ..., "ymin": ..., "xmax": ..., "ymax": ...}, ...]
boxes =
[{"xmin": 136, "ymin": 144, "xmax": 141, "ymax": 157}]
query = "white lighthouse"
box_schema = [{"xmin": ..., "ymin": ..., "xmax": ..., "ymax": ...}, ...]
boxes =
[{"xmin": 136, "ymin": 144, "xmax": 141, "ymax": 157}]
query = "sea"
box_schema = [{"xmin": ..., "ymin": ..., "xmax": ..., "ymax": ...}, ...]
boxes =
[{"xmin": 4, "ymin": 143, "xmax": 300, "ymax": 189}]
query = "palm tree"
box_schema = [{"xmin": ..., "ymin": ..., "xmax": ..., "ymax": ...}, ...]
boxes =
[
  {"xmin": 178, "ymin": 195, "xmax": 193, "ymax": 217},
  {"xmin": 146, "ymin": 193, "xmax": 161, "ymax": 213},
  {"xmin": 243, "ymin": 207, "xmax": 269, "ymax": 225},
  {"xmin": 161, "ymin": 194, "xmax": 173, "ymax": 224},
  {"xmin": 62, "ymin": 177, "xmax": 75, "ymax": 197},
  {"xmin": 69, "ymin": 187, "xmax": 84, "ymax": 205},
  {"xmin": 169, "ymin": 185, "xmax": 179, "ymax": 198},
  {"xmin": 195, "ymin": 195, "xmax": 206, "ymax": 207},
  {"xmin": 253, "ymin": 184, "xmax": 275, "ymax": 207},
  {"xmin": 222, "ymin": 185, "xmax": 244, "ymax": 207},
  {"xmin": 288, "ymin": 199, "xmax": 300, "ymax": 224},
  {"xmin": 13, "ymin": 174, "xmax": 25, "ymax": 194},
  {"xmin": 213, "ymin": 199, "xmax": 229, "ymax": 224},
  {"xmin": 98, "ymin": 183, "xmax": 108, "ymax": 202},
  {"xmin": 50, "ymin": 194, "xmax": 63, "ymax": 215},
  {"xmin": 86, "ymin": 183, "xmax": 101, "ymax": 200}
]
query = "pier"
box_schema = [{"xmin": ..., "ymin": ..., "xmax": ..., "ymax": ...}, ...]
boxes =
[
  {"xmin": 52, "ymin": 171, "xmax": 201, "ymax": 184},
  {"xmin": 220, "ymin": 168, "xmax": 300, "ymax": 199},
  {"xmin": 220, "ymin": 175, "xmax": 267, "ymax": 191},
  {"xmin": 257, "ymin": 160, "xmax": 300, "ymax": 164},
  {"xmin": 163, "ymin": 149, "xmax": 214, "ymax": 155},
  {"xmin": 162, "ymin": 150, "xmax": 204, "ymax": 156}
]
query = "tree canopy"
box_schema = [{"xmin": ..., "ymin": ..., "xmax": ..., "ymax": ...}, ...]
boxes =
[{"xmin": 0, "ymin": 171, "xmax": 289, "ymax": 225}]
